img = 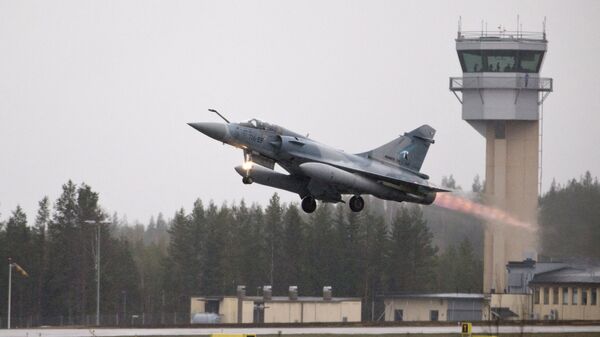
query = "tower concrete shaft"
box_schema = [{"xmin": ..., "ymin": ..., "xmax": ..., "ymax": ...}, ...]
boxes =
[{"xmin": 450, "ymin": 29, "xmax": 552, "ymax": 293}]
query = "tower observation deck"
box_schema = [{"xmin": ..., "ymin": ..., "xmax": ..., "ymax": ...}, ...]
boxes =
[{"xmin": 450, "ymin": 29, "xmax": 553, "ymax": 294}]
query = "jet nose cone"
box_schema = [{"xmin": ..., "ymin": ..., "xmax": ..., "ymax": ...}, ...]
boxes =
[{"xmin": 188, "ymin": 122, "xmax": 228, "ymax": 142}]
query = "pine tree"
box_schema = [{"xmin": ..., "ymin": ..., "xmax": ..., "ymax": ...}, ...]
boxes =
[
  {"xmin": 264, "ymin": 194, "xmax": 284, "ymax": 292},
  {"xmin": 33, "ymin": 197, "xmax": 50, "ymax": 321},
  {"xmin": 387, "ymin": 205, "xmax": 437, "ymax": 292},
  {"xmin": 280, "ymin": 203, "xmax": 306, "ymax": 291}
]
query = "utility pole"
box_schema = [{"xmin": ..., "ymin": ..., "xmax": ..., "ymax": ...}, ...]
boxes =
[
  {"xmin": 7, "ymin": 259, "xmax": 11, "ymax": 330},
  {"xmin": 96, "ymin": 222, "xmax": 100, "ymax": 326},
  {"xmin": 84, "ymin": 220, "xmax": 111, "ymax": 326},
  {"xmin": 6, "ymin": 258, "xmax": 28, "ymax": 329}
]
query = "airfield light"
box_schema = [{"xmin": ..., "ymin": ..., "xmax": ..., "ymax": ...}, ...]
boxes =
[{"xmin": 242, "ymin": 161, "xmax": 254, "ymax": 171}]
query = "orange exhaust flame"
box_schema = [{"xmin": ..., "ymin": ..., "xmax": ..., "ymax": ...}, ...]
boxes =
[{"xmin": 433, "ymin": 193, "xmax": 537, "ymax": 232}]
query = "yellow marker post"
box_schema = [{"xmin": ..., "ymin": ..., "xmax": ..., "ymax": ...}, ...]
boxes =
[{"xmin": 461, "ymin": 322, "xmax": 472, "ymax": 337}]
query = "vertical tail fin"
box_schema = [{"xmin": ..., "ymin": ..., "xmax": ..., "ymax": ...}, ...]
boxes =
[{"xmin": 357, "ymin": 125, "xmax": 436, "ymax": 172}]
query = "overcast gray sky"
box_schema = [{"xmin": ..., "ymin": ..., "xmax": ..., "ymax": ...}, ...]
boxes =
[{"xmin": 1, "ymin": 0, "xmax": 599, "ymax": 223}]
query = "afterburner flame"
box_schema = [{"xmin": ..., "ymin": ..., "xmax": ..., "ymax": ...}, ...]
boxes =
[{"xmin": 433, "ymin": 193, "xmax": 537, "ymax": 232}]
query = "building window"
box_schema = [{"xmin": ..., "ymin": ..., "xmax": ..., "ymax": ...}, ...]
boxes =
[
  {"xmin": 553, "ymin": 287, "xmax": 559, "ymax": 305},
  {"xmin": 573, "ymin": 288, "xmax": 578, "ymax": 305},
  {"xmin": 534, "ymin": 288, "xmax": 540, "ymax": 304},
  {"xmin": 582, "ymin": 288, "xmax": 588, "ymax": 305},
  {"xmin": 394, "ymin": 309, "xmax": 403, "ymax": 321},
  {"xmin": 459, "ymin": 50, "xmax": 483, "ymax": 72},
  {"xmin": 458, "ymin": 50, "xmax": 544, "ymax": 73},
  {"xmin": 484, "ymin": 50, "xmax": 517, "ymax": 72},
  {"xmin": 543, "ymin": 287, "xmax": 549, "ymax": 305},
  {"xmin": 592, "ymin": 288, "xmax": 597, "ymax": 305},
  {"xmin": 430, "ymin": 310, "xmax": 439, "ymax": 321},
  {"xmin": 562, "ymin": 287, "xmax": 569, "ymax": 305},
  {"xmin": 518, "ymin": 50, "xmax": 545, "ymax": 73}
]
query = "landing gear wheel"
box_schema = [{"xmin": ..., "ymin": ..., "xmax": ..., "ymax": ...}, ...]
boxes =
[
  {"xmin": 301, "ymin": 196, "xmax": 317, "ymax": 213},
  {"xmin": 349, "ymin": 195, "xmax": 364, "ymax": 212},
  {"xmin": 242, "ymin": 176, "xmax": 253, "ymax": 184}
]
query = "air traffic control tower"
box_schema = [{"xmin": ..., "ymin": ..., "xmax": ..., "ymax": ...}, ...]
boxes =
[{"xmin": 450, "ymin": 28, "xmax": 552, "ymax": 293}]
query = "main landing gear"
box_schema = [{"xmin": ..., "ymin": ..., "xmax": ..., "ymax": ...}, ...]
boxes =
[
  {"xmin": 242, "ymin": 176, "xmax": 253, "ymax": 184},
  {"xmin": 301, "ymin": 196, "xmax": 317, "ymax": 213},
  {"xmin": 349, "ymin": 195, "xmax": 364, "ymax": 212},
  {"xmin": 300, "ymin": 195, "xmax": 364, "ymax": 214}
]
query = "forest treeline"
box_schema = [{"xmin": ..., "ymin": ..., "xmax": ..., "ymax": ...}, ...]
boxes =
[{"xmin": 0, "ymin": 172, "xmax": 597, "ymax": 325}]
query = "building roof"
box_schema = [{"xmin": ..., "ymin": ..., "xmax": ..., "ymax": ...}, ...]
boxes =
[
  {"xmin": 491, "ymin": 307, "xmax": 519, "ymax": 319},
  {"xmin": 192, "ymin": 295, "xmax": 361, "ymax": 303},
  {"xmin": 530, "ymin": 267, "xmax": 600, "ymax": 285},
  {"xmin": 380, "ymin": 293, "xmax": 485, "ymax": 300}
]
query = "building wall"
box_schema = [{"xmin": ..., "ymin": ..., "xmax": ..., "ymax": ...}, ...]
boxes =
[
  {"xmin": 190, "ymin": 298, "xmax": 206, "ymax": 316},
  {"xmin": 264, "ymin": 301, "xmax": 361, "ymax": 323},
  {"xmin": 532, "ymin": 285, "xmax": 600, "ymax": 320},
  {"xmin": 384, "ymin": 298, "xmax": 448, "ymax": 322},
  {"xmin": 340, "ymin": 301, "xmax": 361, "ymax": 322},
  {"xmin": 219, "ymin": 297, "xmax": 239, "ymax": 323},
  {"xmin": 265, "ymin": 302, "xmax": 302, "ymax": 323},
  {"xmin": 241, "ymin": 300, "xmax": 254, "ymax": 323}
]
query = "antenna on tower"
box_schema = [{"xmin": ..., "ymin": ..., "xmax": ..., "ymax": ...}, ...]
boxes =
[
  {"xmin": 543, "ymin": 16, "xmax": 547, "ymax": 39},
  {"xmin": 458, "ymin": 16, "xmax": 462, "ymax": 37},
  {"xmin": 517, "ymin": 14, "xmax": 520, "ymax": 37}
]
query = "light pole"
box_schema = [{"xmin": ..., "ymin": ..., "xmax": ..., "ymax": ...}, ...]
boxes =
[
  {"xmin": 7, "ymin": 258, "xmax": 28, "ymax": 329},
  {"xmin": 7, "ymin": 258, "xmax": 12, "ymax": 330},
  {"xmin": 84, "ymin": 219, "xmax": 111, "ymax": 326}
]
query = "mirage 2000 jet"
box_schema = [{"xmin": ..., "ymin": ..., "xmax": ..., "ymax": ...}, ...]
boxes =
[{"xmin": 188, "ymin": 109, "xmax": 448, "ymax": 213}]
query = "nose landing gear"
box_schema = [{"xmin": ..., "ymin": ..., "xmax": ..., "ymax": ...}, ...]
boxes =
[{"xmin": 242, "ymin": 176, "xmax": 253, "ymax": 184}]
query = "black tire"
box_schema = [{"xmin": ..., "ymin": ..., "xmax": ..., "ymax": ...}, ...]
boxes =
[
  {"xmin": 349, "ymin": 195, "xmax": 364, "ymax": 212},
  {"xmin": 242, "ymin": 176, "xmax": 253, "ymax": 184},
  {"xmin": 301, "ymin": 196, "xmax": 317, "ymax": 213}
]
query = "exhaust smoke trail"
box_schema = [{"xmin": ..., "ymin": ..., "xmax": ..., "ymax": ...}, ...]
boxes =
[{"xmin": 433, "ymin": 193, "xmax": 537, "ymax": 232}]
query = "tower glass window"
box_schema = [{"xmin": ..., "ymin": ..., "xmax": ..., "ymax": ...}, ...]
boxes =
[
  {"xmin": 458, "ymin": 50, "xmax": 545, "ymax": 73},
  {"xmin": 484, "ymin": 50, "xmax": 517, "ymax": 72},
  {"xmin": 543, "ymin": 287, "xmax": 549, "ymax": 305},
  {"xmin": 562, "ymin": 288, "xmax": 569, "ymax": 305},
  {"xmin": 458, "ymin": 51, "xmax": 483, "ymax": 72},
  {"xmin": 553, "ymin": 287, "xmax": 559, "ymax": 304},
  {"xmin": 573, "ymin": 288, "xmax": 578, "ymax": 305},
  {"xmin": 519, "ymin": 51, "xmax": 544, "ymax": 73}
]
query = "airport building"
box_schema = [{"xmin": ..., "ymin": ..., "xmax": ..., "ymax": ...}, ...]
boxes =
[
  {"xmin": 190, "ymin": 286, "xmax": 361, "ymax": 324},
  {"xmin": 381, "ymin": 260, "xmax": 600, "ymax": 322},
  {"xmin": 529, "ymin": 266, "xmax": 600, "ymax": 320},
  {"xmin": 381, "ymin": 293, "xmax": 488, "ymax": 322},
  {"xmin": 488, "ymin": 259, "xmax": 600, "ymax": 321}
]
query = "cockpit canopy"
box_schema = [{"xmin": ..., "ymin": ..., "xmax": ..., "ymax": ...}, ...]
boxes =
[
  {"xmin": 239, "ymin": 118, "xmax": 304, "ymax": 138},
  {"xmin": 241, "ymin": 118, "xmax": 268, "ymax": 130}
]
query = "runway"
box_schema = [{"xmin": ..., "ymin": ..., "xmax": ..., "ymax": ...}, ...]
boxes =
[{"xmin": 1, "ymin": 325, "xmax": 600, "ymax": 337}]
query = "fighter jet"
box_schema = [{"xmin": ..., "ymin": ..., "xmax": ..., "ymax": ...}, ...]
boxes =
[{"xmin": 188, "ymin": 109, "xmax": 447, "ymax": 213}]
